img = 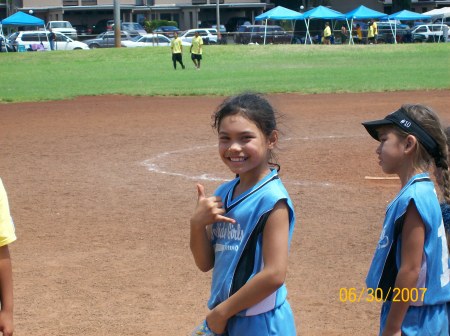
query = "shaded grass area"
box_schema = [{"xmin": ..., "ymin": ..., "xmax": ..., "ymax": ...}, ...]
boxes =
[{"xmin": 0, "ymin": 43, "xmax": 449, "ymax": 102}]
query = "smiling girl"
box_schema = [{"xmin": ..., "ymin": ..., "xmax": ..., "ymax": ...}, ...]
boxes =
[{"xmin": 190, "ymin": 93, "xmax": 297, "ymax": 335}]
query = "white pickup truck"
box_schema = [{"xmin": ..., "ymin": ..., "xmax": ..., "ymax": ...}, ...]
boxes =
[{"xmin": 46, "ymin": 21, "xmax": 78, "ymax": 40}]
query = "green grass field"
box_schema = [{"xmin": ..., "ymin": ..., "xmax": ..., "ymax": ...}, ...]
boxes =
[{"xmin": 0, "ymin": 43, "xmax": 449, "ymax": 102}]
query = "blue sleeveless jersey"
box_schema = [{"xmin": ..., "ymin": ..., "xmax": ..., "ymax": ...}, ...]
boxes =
[
  {"xmin": 208, "ymin": 169, "xmax": 295, "ymax": 316},
  {"xmin": 366, "ymin": 173, "xmax": 450, "ymax": 306}
]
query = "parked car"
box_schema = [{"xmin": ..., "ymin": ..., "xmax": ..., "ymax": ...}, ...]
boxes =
[
  {"xmin": 411, "ymin": 24, "xmax": 449, "ymax": 42},
  {"xmin": 179, "ymin": 28, "xmax": 216, "ymax": 44},
  {"xmin": 0, "ymin": 36, "xmax": 14, "ymax": 52},
  {"xmin": 205, "ymin": 28, "xmax": 227, "ymax": 44},
  {"xmin": 115, "ymin": 22, "xmax": 147, "ymax": 37},
  {"xmin": 8, "ymin": 31, "xmax": 89, "ymax": 50},
  {"xmin": 92, "ymin": 19, "xmax": 113, "ymax": 34},
  {"xmin": 234, "ymin": 25, "xmax": 292, "ymax": 44},
  {"xmin": 106, "ymin": 20, "xmax": 115, "ymax": 31},
  {"xmin": 46, "ymin": 21, "xmax": 78, "ymax": 40},
  {"xmin": 411, "ymin": 33, "xmax": 428, "ymax": 43},
  {"xmin": 199, "ymin": 20, "xmax": 216, "ymax": 28},
  {"xmin": 375, "ymin": 22, "xmax": 411, "ymax": 43},
  {"xmin": 153, "ymin": 26, "xmax": 180, "ymax": 38},
  {"xmin": 226, "ymin": 17, "xmax": 251, "ymax": 32},
  {"xmin": 212, "ymin": 24, "xmax": 227, "ymax": 34},
  {"xmin": 73, "ymin": 24, "xmax": 92, "ymax": 36},
  {"xmin": 83, "ymin": 31, "xmax": 133, "ymax": 48},
  {"xmin": 121, "ymin": 34, "xmax": 173, "ymax": 47}
]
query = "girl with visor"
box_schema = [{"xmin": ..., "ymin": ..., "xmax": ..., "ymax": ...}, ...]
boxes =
[{"xmin": 362, "ymin": 104, "xmax": 450, "ymax": 336}]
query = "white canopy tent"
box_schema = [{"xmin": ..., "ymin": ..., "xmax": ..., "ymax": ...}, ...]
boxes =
[
  {"xmin": 423, "ymin": 7, "xmax": 450, "ymax": 39},
  {"xmin": 423, "ymin": 7, "xmax": 450, "ymax": 20}
]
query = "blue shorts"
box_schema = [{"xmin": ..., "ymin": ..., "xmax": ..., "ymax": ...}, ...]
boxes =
[
  {"xmin": 224, "ymin": 300, "xmax": 296, "ymax": 336},
  {"xmin": 380, "ymin": 301, "xmax": 448, "ymax": 336}
]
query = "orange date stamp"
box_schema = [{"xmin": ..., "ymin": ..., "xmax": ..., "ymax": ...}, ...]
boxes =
[{"xmin": 339, "ymin": 287, "xmax": 427, "ymax": 303}]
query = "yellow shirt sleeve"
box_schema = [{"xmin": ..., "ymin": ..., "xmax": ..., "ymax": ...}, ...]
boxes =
[{"xmin": 0, "ymin": 179, "xmax": 17, "ymax": 247}]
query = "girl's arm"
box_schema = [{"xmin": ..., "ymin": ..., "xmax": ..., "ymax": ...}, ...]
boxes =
[
  {"xmin": 0, "ymin": 245, "xmax": 14, "ymax": 336},
  {"xmin": 190, "ymin": 184, "xmax": 235, "ymax": 272},
  {"xmin": 382, "ymin": 201, "xmax": 425, "ymax": 336},
  {"xmin": 206, "ymin": 200, "xmax": 290, "ymax": 334}
]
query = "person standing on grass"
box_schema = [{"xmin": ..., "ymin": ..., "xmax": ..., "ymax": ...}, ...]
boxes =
[
  {"xmin": 368, "ymin": 21, "xmax": 375, "ymax": 44},
  {"xmin": 190, "ymin": 31, "xmax": 203, "ymax": 70},
  {"xmin": 190, "ymin": 93, "xmax": 297, "ymax": 336},
  {"xmin": 340, "ymin": 24, "xmax": 348, "ymax": 44},
  {"xmin": 0, "ymin": 178, "xmax": 17, "ymax": 336},
  {"xmin": 48, "ymin": 28, "xmax": 56, "ymax": 51},
  {"xmin": 355, "ymin": 24, "xmax": 363, "ymax": 44},
  {"xmin": 323, "ymin": 22, "xmax": 332, "ymax": 44},
  {"xmin": 170, "ymin": 32, "xmax": 185, "ymax": 70},
  {"xmin": 371, "ymin": 19, "xmax": 378, "ymax": 44}
]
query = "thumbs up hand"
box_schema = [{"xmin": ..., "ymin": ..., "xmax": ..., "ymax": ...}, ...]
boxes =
[{"xmin": 190, "ymin": 184, "xmax": 236, "ymax": 228}]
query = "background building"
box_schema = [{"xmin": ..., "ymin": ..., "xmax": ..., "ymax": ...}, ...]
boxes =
[
  {"xmin": 2, "ymin": 0, "xmax": 449, "ymax": 32},
  {"xmin": 5, "ymin": 0, "xmax": 269, "ymax": 31}
]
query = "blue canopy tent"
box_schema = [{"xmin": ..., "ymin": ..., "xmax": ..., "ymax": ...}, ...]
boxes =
[
  {"xmin": 295, "ymin": 6, "xmax": 346, "ymax": 44},
  {"xmin": 1, "ymin": 11, "xmax": 45, "ymax": 26},
  {"xmin": 344, "ymin": 5, "xmax": 388, "ymax": 44},
  {"xmin": 255, "ymin": 6, "xmax": 302, "ymax": 44},
  {"xmin": 388, "ymin": 9, "xmax": 431, "ymax": 21},
  {"xmin": 0, "ymin": 11, "xmax": 47, "ymax": 52},
  {"xmin": 387, "ymin": 10, "xmax": 431, "ymax": 43}
]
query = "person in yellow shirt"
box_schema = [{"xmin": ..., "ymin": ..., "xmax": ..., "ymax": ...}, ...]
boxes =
[
  {"xmin": 170, "ymin": 32, "xmax": 185, "ymax": 70},
  {"xmin": 323, "ymin": 22, "xmax": 332, "ymax": 45},
  {"xmin": 367, "ymin": 21, "xmax": 375, "ymax": 44},
  {"xmin": 354, "ymin": 23, "xmax": 363, "ymax": 44},
  {"xmin": 190, "ymin": 31, "xmax": 203, "ymax": 70},
  {"xmin": 371, "ymin": 19, "xmax": 378, "ymax": 44},
  {"xmin": 0, "ymin": 178, "xmax": 16, "ymax": 336}
]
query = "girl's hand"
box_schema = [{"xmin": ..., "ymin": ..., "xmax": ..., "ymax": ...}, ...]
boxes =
[
  {"xmin": 0, "ymin": 310, "xmax": 14, "ymax": 336},
  {"xmin": 190, "ymin": 184, "xmax": 235, "ymax": 228},
  {"xmin": 206, "ymin": 307, "xmax": 228, "ymax": 335}
]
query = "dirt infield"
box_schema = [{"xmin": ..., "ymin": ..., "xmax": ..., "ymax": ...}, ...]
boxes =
[{"xmin": 0, "ymin": 90, "xmax": 449, "ymax": 336}]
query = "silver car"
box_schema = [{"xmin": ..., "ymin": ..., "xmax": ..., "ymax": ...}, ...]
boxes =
[
  {"xmin": 83, "ymin": 31, "xmax": 133, "ymax": 48},
  {"xmin": 179, "ymin": 28, "xmax": 217, "ymax": 44}
]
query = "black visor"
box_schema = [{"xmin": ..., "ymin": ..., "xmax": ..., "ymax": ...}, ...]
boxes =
[{"xmin": 362, "ymin": 108, "xmax": 441, "ymax": 163}]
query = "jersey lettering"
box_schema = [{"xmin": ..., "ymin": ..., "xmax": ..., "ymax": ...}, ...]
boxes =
[{"xmin": 438, "ymin": 221, "xmax": 450, "ymax": 287}]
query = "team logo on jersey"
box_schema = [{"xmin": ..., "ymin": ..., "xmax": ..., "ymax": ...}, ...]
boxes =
[
  {"xmin": 377, "ymin": 228, "xmax": 389, "ymax": 249},
  {"xmin": 212, "ymin": 222, "xmax": 244, "ymax": 242}
]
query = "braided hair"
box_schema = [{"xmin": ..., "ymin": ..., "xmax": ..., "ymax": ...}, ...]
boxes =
[{"xmin": 401, "ymin": 104, "xmax": 450, "ymax": 204}]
